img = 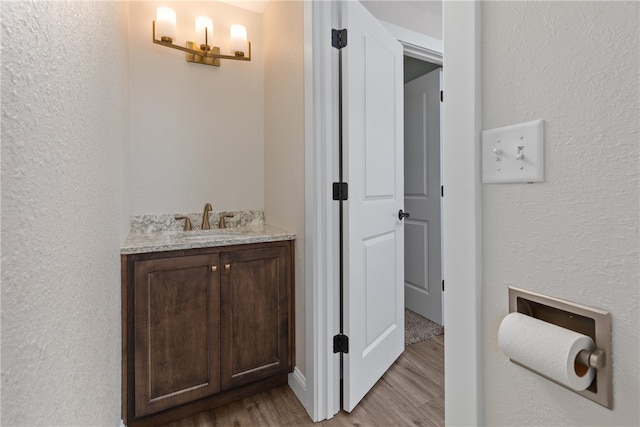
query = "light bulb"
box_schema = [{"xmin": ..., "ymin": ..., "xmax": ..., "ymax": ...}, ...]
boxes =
[
  {"xmin": 230, "ymin": 24, "xmax": 247, "ymax": 56},
  {"xmin": 195, "ymin": 16, "xmax": 213, "ymax": 49},
  {"xmin": 155, "ymin": 7, "xmax": 176, "ymax": 42}
]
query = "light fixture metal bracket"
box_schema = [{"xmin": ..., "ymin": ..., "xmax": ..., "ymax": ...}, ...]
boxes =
[
  {"xmin": 185, "ymin": 42, "xmax": 221, "ymax": 67},
  {"xmin": 152, "ymin": 21, "xmax": 251, "ymax": 67}
]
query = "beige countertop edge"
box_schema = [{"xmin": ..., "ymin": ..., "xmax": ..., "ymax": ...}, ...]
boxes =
[{"xmin": 121, "ymin": 226, "xmax": 296, "ymax": 255}]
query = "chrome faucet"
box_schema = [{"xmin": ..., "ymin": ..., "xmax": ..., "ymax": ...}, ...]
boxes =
[{"xmin": 201, "ymin": 203, "xmax": 212, "ymax": 230}]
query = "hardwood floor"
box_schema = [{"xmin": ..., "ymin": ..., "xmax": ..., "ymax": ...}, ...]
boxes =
[{"xmin": 161, "ymin": 335, "xmax": 444, "ymax": 427}]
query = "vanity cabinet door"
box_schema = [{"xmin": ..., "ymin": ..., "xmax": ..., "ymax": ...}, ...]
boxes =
[
  {"xmin": 133, "ymin": 254, "xmax": 221, "ymax": 417},
  {"xmin": 220, "ymin": 245, "xmax": 290, "ymax": 390}
]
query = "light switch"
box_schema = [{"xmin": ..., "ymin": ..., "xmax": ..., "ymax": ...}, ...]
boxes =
[{"xmin": 482, "ymin": 119, "xmax": 544, "ymax": 184}]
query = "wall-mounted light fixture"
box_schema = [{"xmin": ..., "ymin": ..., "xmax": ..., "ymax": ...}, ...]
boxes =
[{"xmin": 153, "ymin": 6, "xmax": 251, "ymax": 67}]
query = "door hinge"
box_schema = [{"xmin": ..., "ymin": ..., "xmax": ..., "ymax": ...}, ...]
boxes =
[
  {"xmin": 333, "ymin": 182, "xmax": 349, "ymax": 201},
  {"xmin": 442, "ymin": 280, "xmax": 445, "ymax": 292},
  {"xmin": 441, "ymin": 185, "xmax": 444, "ymax": 197},
  {"xmin": 440, "ymin": 90, "xmax": 443, "ymax": 102},
  {"xmin": 332, "ymin": 28, "xmax": 348, "ymax": 49},
  {"xmin": 333, "ymin": 334, "xmax": 349, "ymax": 353}
]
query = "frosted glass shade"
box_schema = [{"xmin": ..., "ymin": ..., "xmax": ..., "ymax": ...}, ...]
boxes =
[
  {"xmin": 155, "ymin": 7, "xmax": 176, "ymax": 41},
  {"xmin": 195, "ymin": 16, "xmax": 213, "ymax": 47},
  {"xmin": 230, "ymin": 24, "xmax": 247, "ymax": 54}
]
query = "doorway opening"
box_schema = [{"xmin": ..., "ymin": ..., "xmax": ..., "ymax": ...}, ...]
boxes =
[
  {"xmin": 403, "ymin": 55, "xmax": 444, "ymax": 347},
  {"xmin": 302, "ymin": 2, "xmax": 482, "ymax": 423}
]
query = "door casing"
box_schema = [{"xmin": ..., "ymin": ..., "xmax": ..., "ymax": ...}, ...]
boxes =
[{"xmin": 296, "ymin": 2, "xmax": 482, "ymax": 424}]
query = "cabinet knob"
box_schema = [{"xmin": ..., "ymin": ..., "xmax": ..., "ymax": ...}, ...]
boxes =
[
  {"xmin": 211, "ymin": 266, "xmax": 217, "ymax": 272},
  {"xmin": 225, "ymin": 264, "xmax": 231, "ymax": 270}
]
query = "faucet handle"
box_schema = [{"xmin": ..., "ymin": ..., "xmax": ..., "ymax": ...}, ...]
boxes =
[
  {"xmin": 219, "ymin": 214, "xmax": 234, "ymax": 229},
  {"xmin": 175, "ymin": 216, "xmax": 192, "ymax": 231}
]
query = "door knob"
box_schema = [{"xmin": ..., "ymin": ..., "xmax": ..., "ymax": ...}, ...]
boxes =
[{"xmin": 398, "ymin": 210, "xmax": 410, "ymax": 220}]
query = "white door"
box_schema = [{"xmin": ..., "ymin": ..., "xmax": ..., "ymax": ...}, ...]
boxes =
[
  {"xmin": 403, "ymin": 69, "xmax": 443, "ymax": 325},
  {"xmin": 342, "ymin": 0, "xmax": 405, "ymax": 412}
]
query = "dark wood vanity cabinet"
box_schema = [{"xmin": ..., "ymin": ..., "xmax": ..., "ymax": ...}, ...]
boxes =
[
  {"xmin": 133, "ymin": 254, "xmax": 221, "ymax": 417},
  {"xmin": 122, "ymin": 240, "xmax": 294, "ymax": 427},
  {"xmin": 220, "ymin": 246, "xmax": 291, "ymax": 390}
]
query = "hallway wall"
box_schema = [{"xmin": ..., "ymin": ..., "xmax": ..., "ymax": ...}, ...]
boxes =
[
  {"xmin": 481, "ymin": 2, "xmax": 639, "ymax": 425},
  {"xmin": 1, "ymin": 1, "xmax": 130, "ymax": 424},
  {"xmin": 362, "ymin": 0, "xmax": 442, "ymax": 40}
]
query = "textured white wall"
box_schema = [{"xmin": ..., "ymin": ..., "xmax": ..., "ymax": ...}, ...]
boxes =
[
  {"xmin": 1, "ymin": 1, "xmax": 130, "ymax": 425},
  {"xmin": 263, "ymin": 0, "xmax": 306, "ymax": 375},
  {"xmin": 129, "ymin": 1, "xmax": 264, "ymax": 215},
  {"xmin": 482, "ymin": 2, "xmax": 639, "ymax": 425}
]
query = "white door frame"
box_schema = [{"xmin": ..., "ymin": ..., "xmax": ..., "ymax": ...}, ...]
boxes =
[
  {"xmin": 441, "ymin": 2, "xmax": 483, "ymax": 425},
  {"xmin": 299, "ymin": 2, "xmax": 482, "ymax": 424}
]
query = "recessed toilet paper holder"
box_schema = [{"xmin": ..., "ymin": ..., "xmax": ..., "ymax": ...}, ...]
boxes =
[{"xmin": 508, "ymin": 286, "xmax": 612, "ymax": 409}]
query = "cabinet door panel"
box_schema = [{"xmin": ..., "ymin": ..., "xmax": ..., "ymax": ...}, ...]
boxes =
[
  {"xmin": 134, "ymin": 255, "xmax": 220, "ymax": 417},
  {"xmin": 220, "ymin": 246, "xmax": 289, "ymax": 389}
]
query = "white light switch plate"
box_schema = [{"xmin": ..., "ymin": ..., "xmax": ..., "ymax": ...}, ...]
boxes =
[{"xmin": 482, "ymin": 120, "xmax": 544, "ymax": 184}]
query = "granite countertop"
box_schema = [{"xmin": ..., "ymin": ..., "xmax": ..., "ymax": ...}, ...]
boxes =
[{"xmin": 121, "ymin": 224, "xmax": 296, "ymax": 255}]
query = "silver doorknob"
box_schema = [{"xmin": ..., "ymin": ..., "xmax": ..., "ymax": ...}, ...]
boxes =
[{"xmin": 398, "ymin": 210, "xmax": 410, "ymax": 220}]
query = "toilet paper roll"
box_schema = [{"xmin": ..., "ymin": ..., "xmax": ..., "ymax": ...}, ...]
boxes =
[{"xmin": 498, "ymin": 312, "xmax": 595, "ymax": 391}]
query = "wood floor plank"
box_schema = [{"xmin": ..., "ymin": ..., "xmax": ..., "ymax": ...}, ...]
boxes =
[
  {"xmin": 163, "ymin": 411, "xmax": 213, "ymax": 427},
  {"xmin": 384, "ymin": 337, "xmax": 444, "ymax": 407},
  {"xmin": 242, "ymin": 387, "xmax": 311, "ymax": 426},
  {"xmin": 158, "ymin": 334, "xmax": 444, "ymax": 427},
  {"xmin": 210, "ymin": 400, "xmax": 254, "ymax": 426}
]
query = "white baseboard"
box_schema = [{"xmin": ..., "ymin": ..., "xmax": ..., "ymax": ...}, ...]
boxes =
[
  {"xmin": 288, "ymin": 366, "xmax": 306, "ymax": 395},
  {"xmin": 288, "ymin": 367, "xmax": 312, "ymax": 417}
]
